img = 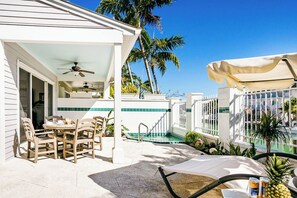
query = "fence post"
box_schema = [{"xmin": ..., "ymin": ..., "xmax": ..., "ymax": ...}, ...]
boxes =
[
  {"xmin": 218, "ymin": 87, "xmax": 244, "ymax": 145},
  {"xmin": 186, "ymin": 93, "xmax": 203, "ymax": 131},
  {"xmin": 169, "ymin": 98, "xmax": 180, "ymax": 131}
]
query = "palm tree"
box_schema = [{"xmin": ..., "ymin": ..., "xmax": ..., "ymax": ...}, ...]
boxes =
[
  {"xmin": 97, "ymin": 0, "xmax": 174, "ymax": 93},
  {"xmin": 148, "ymin": 35, "xmax": 185, "ymax": 93},
  {"xmin": 252, "ymin": 111, "xmax": 289, "ymax": 153},
  {"xmin": 128, "ymin": 31, "xmax": 185, "ymax": 93}
]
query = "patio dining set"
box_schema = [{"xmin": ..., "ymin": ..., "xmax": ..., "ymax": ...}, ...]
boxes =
[{"xmin": 21, "ymin": 115, "xmax": 106, "ymax": 163}]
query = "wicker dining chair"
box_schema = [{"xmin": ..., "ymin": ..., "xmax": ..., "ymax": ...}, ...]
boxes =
[
  {"xmin": 93, "ymin": 116, "xmax": 106, "ymax": 150},
  {"xmin": 63, "ymin": 118, "xmax": 96, "ymax": 163},
  {"xmin": 21, "ymin": 117, "xmax": 57, "ymax": 163}
]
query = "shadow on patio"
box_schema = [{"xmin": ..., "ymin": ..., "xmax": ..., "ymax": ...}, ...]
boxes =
[{"xmin": 88, "ymin": 152, "xmax": 225, "ymax": 198}]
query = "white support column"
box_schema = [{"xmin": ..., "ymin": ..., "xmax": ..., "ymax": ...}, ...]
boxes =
[
  {"xmin": 112, "ymin": 43, "xmax": 124, "ymax": 163},
  {"xmin": 169, "ymin": 98, "xmax": 180, "ymax": 131},
  {"xmin": 0, "ymin": 41, "xmax": 5, "ymax": 163},
  {"xmin": 103, "ymin": 81, "xmax": 110, "ymax": 99},
  {"xmin": 218, "ymin": 87, "xmax": 244, "ymax": 145},
  {"xmin": 186, "ymin": 93, "xmax": 203, "ymax": 131}
]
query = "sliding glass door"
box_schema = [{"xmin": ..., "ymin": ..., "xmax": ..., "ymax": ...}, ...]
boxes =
[
  {"xmin": 48, "ymin": 84, "xmax": 53, "ymax": 117},
  {"xmin": 32, "ymin": 76, "xmax": 45, "ymax": 129},
  {"xmin": 19, "ymin": 67, "xmax": 54, "ymax": 134},
  {"xmin": 19, "ymin": 68, "xmax": 31, "ymax": 142}
]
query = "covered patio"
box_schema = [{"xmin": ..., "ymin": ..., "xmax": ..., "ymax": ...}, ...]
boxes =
[{"xmin": 0, "ymin": 0, "xmax": 141, "ymax": 163}]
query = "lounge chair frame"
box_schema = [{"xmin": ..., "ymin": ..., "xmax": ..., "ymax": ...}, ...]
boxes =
[{"xmin": 159, "ymin": 152, "xmax": 297, "ymax": 198}]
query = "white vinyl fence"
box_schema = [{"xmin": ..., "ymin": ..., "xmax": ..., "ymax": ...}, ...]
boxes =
[
  {"xmin": 193, "ymin": 96, "xmax": 219, "ymax": 136},
  {"xmin": 240, "ymin": 84, "xmax": 297, "ymax": 153}
]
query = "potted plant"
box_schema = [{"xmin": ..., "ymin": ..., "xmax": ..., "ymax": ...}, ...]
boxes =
[{"xmin": 252, "ymin": 111, "xmax": 289, "ymax": 153}]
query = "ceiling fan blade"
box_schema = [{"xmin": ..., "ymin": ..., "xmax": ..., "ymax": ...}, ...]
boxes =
[
  {"xmin": 62, "ymin": 70, "xmax": 72, "ymax": 75},
  {"xmin": 79, "ymin": 70, "xmax": 95, "ymax": 74},
  {"xmin": 79, "ymin": 72, "xmax": 85, "ymax": 77}
]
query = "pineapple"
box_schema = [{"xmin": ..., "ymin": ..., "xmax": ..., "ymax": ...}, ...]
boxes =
[{"xmin": 265, "ymin": 154, "xmax": 294, "ymax": 198}]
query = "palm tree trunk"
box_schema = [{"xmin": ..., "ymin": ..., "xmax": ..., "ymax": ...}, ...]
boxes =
[
  {"xmin": 266, "ymin": 140, "xmax": 271, "ymax": 153},
  {"xmin": 151, "ymin": 67, "xmax": 160, "ymax": 94},
  {"xmin": 138, "ymin": 36, "xmax": 154, "ymax": 93},
  {"xmin": 126, "ymin": 63, "xmax": 134, "ymax": 86}
]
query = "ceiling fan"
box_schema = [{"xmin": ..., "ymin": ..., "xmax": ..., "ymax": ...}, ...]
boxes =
[
  {"xmin": 74, "ymin": 82, "xmax": 97, "ymax": 93},
  {"xmin": 61, "ymin": 62, "xmax": 95, "ymax": 77}
]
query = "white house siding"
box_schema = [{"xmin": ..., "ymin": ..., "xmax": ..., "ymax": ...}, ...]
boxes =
[
  {"xmin": 0, "ymin": 0, "xmax": 107, "ymax": 29},
  {"xmin": 4, "ymin": 42, "xmax": 57, "ymax": 160}
]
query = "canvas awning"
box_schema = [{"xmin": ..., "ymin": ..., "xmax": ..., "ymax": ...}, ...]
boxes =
[{"xmin": 207, "ymin": 53, "xmax": 297, "ymax": 91}]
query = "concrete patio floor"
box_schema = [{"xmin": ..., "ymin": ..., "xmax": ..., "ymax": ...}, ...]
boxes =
[{"xmin": 0, "ymin": 137, "xmax": 225, "ymax": 198}]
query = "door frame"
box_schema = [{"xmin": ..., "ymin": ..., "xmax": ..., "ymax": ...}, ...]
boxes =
[{"xmin": 17, "ymin": 59, "xmax": 56, "ymax": 133}]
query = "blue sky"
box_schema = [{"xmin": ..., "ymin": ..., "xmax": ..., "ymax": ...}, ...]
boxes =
[{"xmin": 70, "ymin": 0, "xmax": 297, "ymax": 96}]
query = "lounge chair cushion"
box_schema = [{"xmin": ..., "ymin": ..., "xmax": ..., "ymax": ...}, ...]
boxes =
[{"xmin": 162, "ymin": 155, "xmax": 266, "ymax": 190}]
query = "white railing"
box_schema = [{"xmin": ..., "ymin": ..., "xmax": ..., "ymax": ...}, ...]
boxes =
[
  {"xmin": 194, "ymin": 96, "xmax": 219, "ymax": 136},
  {"xmin": 240, "ymin": 84, "xmax": 297, "ymax": 153},
  {"xmin": 174, "ymin": 102, "xmax": 186, "ymax": 128}
]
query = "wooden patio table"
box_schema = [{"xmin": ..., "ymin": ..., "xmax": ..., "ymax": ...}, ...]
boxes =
[
  {"xmin": 43, "ymin": 124, "xmax": 76, "ymax": 131},
  {"xmin": 43, "ymin": 123, "xmax": 76, "ymax": 156}
]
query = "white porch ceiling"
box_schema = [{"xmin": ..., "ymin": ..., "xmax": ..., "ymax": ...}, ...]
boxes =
[{"xmin": 20, "ymin": 43, "xmax": 113, "ymax": 81}]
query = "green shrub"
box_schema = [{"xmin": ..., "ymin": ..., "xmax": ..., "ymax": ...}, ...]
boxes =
[
  {"xmin": 242, "ymin": 143, "xmax": 257, "ymax": 158},
  {"xmin": 109, "ymin": 83, "xmax": 139, "ymax": 98},
  {"xmin": 223, "ymin": 142, "xmax": 257, "ymax": 157},
  {"xmin": 122, "ymin": 84, "xmax": 139, "ymax": 93},
  {"xmin": 185, "ymin": 131, "xmax": 202, "ymax": 143},
  {"xmin": 194, "ymin": 138, "xmax": 225, "ymax": 155}
]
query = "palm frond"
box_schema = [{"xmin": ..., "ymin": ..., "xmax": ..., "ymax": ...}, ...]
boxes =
[
  {"xmin": 155, "ymin": 52, "xmax": 180, "ymax": 68},
  {"xmin": 155, "ymin": 36, "xmax": 185, "ymax": 51}
]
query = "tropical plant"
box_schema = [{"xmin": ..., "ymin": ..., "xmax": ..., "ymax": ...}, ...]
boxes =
[
  {"xmin": 185, "ymin": 131, "xmax": 202, "ymax": 143},
  {"xmin": 224, "ymin": 143, "xmax": 242, "ymax": 156},
  {"xmin": 97, "ymin": 0, "xmax": 175, "ymax": 93},
  {"xmin": 243, "ymin": 143, "xmax": 257, "ymax": 158},
  {"xmin": 122, "ymin": 83, "xmax": 138, "ymax": 93},
  {"xmin": 283, "ymin": 98, "xmax": 297, "ymax": 122},
  {"xmin": 265, "ymin": 154, "xmax": 294, "ymax": 198},
  {"xmin": 129, "ymin": 31, "xmax": 185, "ymax": 93},
  {"xmin": 222, "ymin": 142, "xmax": 256, "ymax": 157},
  {"xmin": 105, "ymin": 110, "xmax": 129, "ymax": 137},
  {"xmin": 252, "ymin": 111, "xmax": 289, "ymax": 153}
]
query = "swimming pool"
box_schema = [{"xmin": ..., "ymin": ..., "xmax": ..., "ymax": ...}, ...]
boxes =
[{"xmin": 125, "ymin": 132, "xmax": 184, "ymax": 144}]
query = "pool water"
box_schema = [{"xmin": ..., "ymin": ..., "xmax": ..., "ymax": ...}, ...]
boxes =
[{"xmin": 125, "ymin": 132, "xmax": 184, "ymax": 144}]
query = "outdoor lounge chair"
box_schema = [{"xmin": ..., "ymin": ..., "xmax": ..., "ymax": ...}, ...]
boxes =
[
  {"xmin": 159, "ymin": 152, "xmax": 297, "ymax": 198},
  {"xmin": 21, "ymin": 117, "xmax": 57, "ymax": 163}
]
